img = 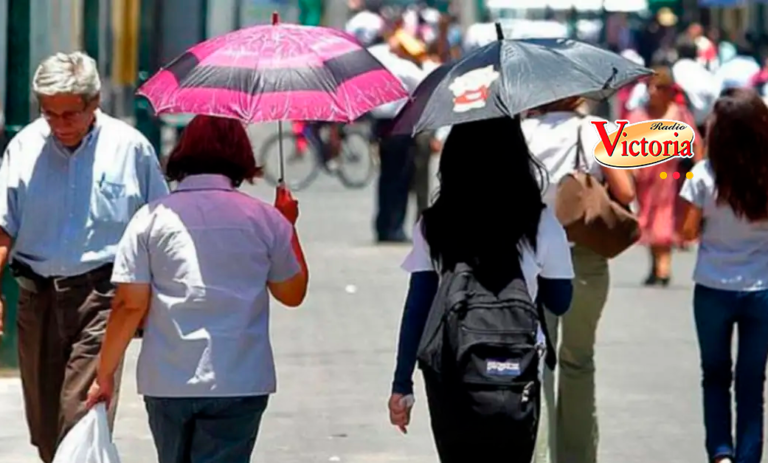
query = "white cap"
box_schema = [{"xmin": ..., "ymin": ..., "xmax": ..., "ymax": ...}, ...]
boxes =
[{"xmin": 344, "ymin": 10, "xmax": 384, "ymax": 46}]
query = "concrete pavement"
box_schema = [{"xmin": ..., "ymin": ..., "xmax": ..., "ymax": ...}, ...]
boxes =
[{"xmin": 0, "ymin": 170, "xmax": 745, "ymax": 462}]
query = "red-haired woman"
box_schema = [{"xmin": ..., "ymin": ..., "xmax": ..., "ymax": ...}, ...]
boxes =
[
  {"xmin": 679, "ymin": 88, "xmax": 768, "ymax": 463},
  {"xmin": 626, "ymin": 66, "xmax": 703, "ymax": 286},
  {"xmin": 86, "ymin": 115, "xmax": 309, "ymax": 463}
]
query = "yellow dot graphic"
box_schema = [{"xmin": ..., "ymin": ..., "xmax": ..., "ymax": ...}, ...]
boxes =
[
  {"xmin": 686, "ymin": 172, "xmax": 693, "ymax": 179},
  {"xmin": 659, "ymin": 172, "xmax": 667, "ymax": 179}
]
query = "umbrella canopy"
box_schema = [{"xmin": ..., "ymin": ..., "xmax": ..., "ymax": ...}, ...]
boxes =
[
  {"xmin": 137, "ymin": 18, "xmax": 408, "ymax": 124},
  {"xmin": 391, "ymin": 26, "xmax": 653, "ymax": 135}
]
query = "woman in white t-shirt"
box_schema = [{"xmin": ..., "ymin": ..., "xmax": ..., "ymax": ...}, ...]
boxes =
[
  {"xmin": 679, "ymin": 88, "xmax": 768, "ymax": 463},
  {"xmin": 522, "ymin": 97, "xmax": 635, "ymax": 463},
  {"xmin": 387, "ymin": 116, "xmax": 575, "ymax": 462}
]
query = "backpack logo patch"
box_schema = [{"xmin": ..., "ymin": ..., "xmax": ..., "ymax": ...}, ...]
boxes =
[{"xmin": 486, "ymin": 359, "xmax": 521, "ymax": 377}]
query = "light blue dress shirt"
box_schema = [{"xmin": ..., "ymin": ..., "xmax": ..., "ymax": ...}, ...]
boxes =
[{"xmin": 0, "ymin": 112, "xmax": 170, "ymax": 277}]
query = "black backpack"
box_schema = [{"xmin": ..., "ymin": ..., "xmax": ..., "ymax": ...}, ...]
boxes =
[{"xmin": 416, "ymin": 261, "xmax": 555, "ymax": 456}]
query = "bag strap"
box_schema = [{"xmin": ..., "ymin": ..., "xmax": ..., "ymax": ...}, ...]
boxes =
[
  {"xmin": 573, "ymin": 115, "xmax": 587, "ymax": 172},
  {"xmin": 535, "ymin": 294, "xmax": 557, "ymax": 371}
]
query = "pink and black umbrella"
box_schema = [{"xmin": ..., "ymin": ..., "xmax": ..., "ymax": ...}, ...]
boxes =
[{"xmin": 137, "ymin": 13, "xmax": 407, "ymax": 180}]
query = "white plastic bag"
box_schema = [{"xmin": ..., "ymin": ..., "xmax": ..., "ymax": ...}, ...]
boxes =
[{"xmin": 52, "ymin": 403, "xmax": 121, "ymax": 463}]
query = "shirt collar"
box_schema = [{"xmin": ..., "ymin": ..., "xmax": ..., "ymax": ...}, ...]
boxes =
[{"xmin": 175, "ymin": 174, "xmax": 235, "ymax": 192}]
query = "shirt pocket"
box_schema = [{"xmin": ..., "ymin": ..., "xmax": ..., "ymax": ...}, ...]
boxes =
[{"xmin": 91, "ymin": 180, "xmax": 131, "ymax": 224}]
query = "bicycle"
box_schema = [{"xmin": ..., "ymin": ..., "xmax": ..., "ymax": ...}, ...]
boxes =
[{"xmin": 259, "ymin": 121, "xmax": 377, "ymax": 191}]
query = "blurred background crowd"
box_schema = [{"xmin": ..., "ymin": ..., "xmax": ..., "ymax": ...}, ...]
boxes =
[{"xmin": 2, "ymin": 0, "xmax": 768, "ymax": 149}]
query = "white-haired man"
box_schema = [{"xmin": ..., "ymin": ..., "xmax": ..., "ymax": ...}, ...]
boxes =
[{"xmin": 0, "ymin": 51, "xmax": 169, "ymax": 462}]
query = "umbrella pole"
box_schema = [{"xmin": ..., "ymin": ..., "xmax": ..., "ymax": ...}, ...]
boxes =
[{"xmin": 278, "ymin": 120, "xmax": 285, "ymax": 184}]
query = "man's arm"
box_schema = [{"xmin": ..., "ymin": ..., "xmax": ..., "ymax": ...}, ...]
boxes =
[
  {"xmin": 0, "ymin": 227, "xmax": 12, "ymax": 279},
  {"xmin": 0, "ymin": 228, "xmax": 12, "ymax": 337},
  {"xmin": 136, "ymin": 140, "xmax": 170, "ymax": 202},
  {"xmin": 0, "ymin": 145, "xmax": 19, "ymax": 338}
]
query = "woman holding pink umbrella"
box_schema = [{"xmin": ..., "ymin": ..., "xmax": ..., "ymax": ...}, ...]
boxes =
[
  {"xmin": 84, "ymin": 15, "xmax": 407, "ymax": 463},
  {"xmin": 86, "ymin": 115, "xmax": 308, "ymax": 463}
]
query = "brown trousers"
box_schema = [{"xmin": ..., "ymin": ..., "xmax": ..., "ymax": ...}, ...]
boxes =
[{"xmin": 16, "ymin": 267, "xmax": 123, "ymax": 463}]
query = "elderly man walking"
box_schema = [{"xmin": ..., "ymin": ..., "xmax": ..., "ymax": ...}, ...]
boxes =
[{"xmin": 0, "ymin": 51, "xmax": 169, "ymax": 462}]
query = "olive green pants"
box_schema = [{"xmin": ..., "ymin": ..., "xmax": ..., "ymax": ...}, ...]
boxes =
[{"xmin": 535, "ymin": 246, "xmax": 610, "ymax": 463}]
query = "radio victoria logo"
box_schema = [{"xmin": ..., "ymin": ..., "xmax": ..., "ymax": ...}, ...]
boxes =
[{"xmin": 590, "ymin": 119, "xmax": 696, "ymax": 169}]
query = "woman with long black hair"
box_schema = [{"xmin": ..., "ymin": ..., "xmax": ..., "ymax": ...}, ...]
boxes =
[{"xmin": 386, "ymin": 116, "xmax": 575, "ymax": 462}]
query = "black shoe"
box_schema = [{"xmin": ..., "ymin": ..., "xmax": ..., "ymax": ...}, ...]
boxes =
[{"xmin": 643, "ymin": 273, "xmax": 671, "ymax": 287}]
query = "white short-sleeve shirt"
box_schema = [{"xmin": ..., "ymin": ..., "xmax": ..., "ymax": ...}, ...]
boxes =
[
  {"xmin": 401, "ymin": 206, "xmax": 575, "ymax": 300},
  {"xmin": 112, "ymin": 174, "xmax": 300, "ymax": 398},
  {"xmin": 522, "ymin": 112, "xmax": 612, "ymax": 210},
  {"xmin": 680, "ymin": 160, "xmax": 768, "ymax": 291}
]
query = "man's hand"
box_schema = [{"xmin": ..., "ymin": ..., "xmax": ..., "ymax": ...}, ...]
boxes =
[
  {"xmin": 274, "ymin": 184, "xmax": 299, "ymax": 225},
  {"xmin": 85, "ymin": 374, "xmax": 115, "ymax": 410},
  {"xmin": 388, "ymin": 393, "xmax": 414, "ymax": 434},
  {"xmin": 0, "ymin": 295, "xmax": 6, "ymax": 339}
]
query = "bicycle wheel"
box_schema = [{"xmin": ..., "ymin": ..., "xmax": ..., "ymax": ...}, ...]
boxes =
[
  {"xmin": 259, "ymin": 132, "xmax": 323, "ymax": 191},
  {"xmin": 336, "ymin": 129, "xmax": 377, "ymax": 189}
]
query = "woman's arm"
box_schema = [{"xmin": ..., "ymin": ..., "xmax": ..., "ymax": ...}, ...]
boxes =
[
  {"xmin": 600, "ymin": 166, "xmax": 636, "ymax": 206},
  {"xmin": 538, "ymin": 277, "xmax": 573, "ymax": 316},
  {"xmin": 392, "ymin": 271, "xmax": 439, "ymax": 395},
  {"xmin": 97, "ymin": 283, "xmax": 151, "ymax": 382},
  {"xmin": 678, "ymin": 200, "xmax": 703, "ymax": 241},
  {"xmin": 268, "ymin": 228, "xmax": 309, "ymax": 307}
]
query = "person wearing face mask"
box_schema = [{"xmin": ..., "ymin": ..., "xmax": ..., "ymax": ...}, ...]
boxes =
[{"xmin": 0, "ymin": 51, "xmax": 169, "ymax": 462}]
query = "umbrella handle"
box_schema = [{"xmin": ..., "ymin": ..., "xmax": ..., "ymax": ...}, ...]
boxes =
[
  {"xmin": 277, "ymin": 121, "xmax": 285, "ymax": 184},
  {"xmin": 495, "ymin": 22, "xmax": 504, "ymax": 40}
]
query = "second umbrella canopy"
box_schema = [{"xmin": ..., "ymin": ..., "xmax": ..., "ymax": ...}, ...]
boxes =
[{"xmin": 390, "ymin": 25, "xmax": 653, "ymax": 135}]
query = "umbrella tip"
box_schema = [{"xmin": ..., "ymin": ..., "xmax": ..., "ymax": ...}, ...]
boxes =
[
  {"xmin": 272, "ymin": 11, "xmax": 279, "ymax": 25},
  {"xmin": 495, "ymin": 22, "xmax": 503, "ymax": 40}
]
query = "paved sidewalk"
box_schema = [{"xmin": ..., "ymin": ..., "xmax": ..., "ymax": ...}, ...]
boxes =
[{"xmin": 0, "ymin": 176, "xmax": 749, "ymax": 462}]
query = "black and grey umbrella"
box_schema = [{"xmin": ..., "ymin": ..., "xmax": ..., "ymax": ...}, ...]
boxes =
[{"xmin": 390, "ymin": 24, "xmax": 653, "ymax": 135}]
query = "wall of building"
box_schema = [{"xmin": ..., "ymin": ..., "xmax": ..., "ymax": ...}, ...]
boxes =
[
  {"xmin": 208, "ymin": 0, "xmax": 238, "ymax": 37},
  {"xmin": 159, "ymin": 0, "xmax": 205, "ymax": 66}
]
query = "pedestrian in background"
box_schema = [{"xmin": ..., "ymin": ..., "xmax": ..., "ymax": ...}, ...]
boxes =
[
  {"xmin": 523, "ymin": 97, "xmax": 634, "ymax": 463},
  {"xmin": 368, "ymin": 28, "xmax": 427, "ymax": 243},
  {"xmin": 0, "ymin": 51, "xmax": 168, "ymax": 462},
  {"xmin": 626, "ymin": 66, "xmax": 702, "ymax": 286},
  {"xmin": 86, "ymin": 115, "xmax": 308, "ymax": 463},
  {"xmin": 679, "ymin": 88, "xmax": 768, "ymax": 463}
]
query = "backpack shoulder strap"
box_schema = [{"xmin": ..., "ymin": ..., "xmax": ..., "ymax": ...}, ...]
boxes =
[{"xmin": 498, "ymin": 257, "xmax": 557, "ymax": 371}]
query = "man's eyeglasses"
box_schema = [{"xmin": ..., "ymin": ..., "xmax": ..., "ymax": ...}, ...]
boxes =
[{"xmin": 39, "ymin": 106, "xmax": 89, "ymax": 124}]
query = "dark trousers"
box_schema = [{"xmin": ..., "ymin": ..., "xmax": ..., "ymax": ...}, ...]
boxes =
[
  {"xmin": 693, "ymin": 285, "xmax": 768, "ymax": 463},
  {"xmin": 423, "ymin": 371, "xmax": 538, "ymax": 463},
  {"xmin": 16, "ymin": 265, "xmax": 121, "ymax": 463},
  {"xmin": 375, "ymin": 127, "xmax": 414, "ymax": 241},
  {"xmin": 411, "ymin": 131, "xmax": 433, "ymax": 219},
  {"xmin": 145, "ymin": 395, "xmax": 269, "ymax": 463}
]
